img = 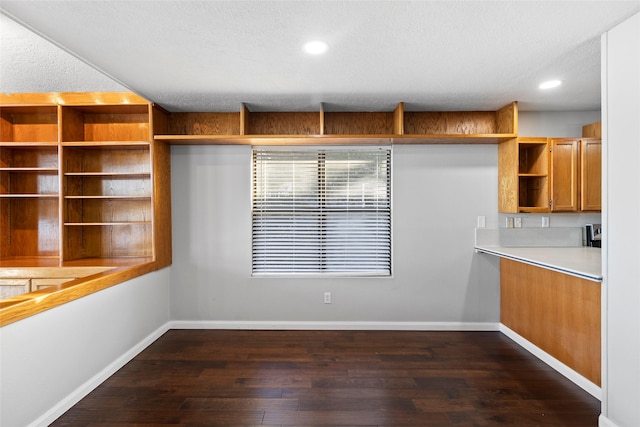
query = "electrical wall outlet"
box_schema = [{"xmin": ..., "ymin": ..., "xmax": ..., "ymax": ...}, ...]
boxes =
[
  {"xmin": 542, "ymin": 216, "xmax": 550, "ymax": 228},
  {"xmin": 514, "ymin": 217, "xmax": 522, "ymax": 228},
  {"xmin": 477, "ymin": 215, "xmax": 486, "ymax": 228},
  {"xmin": 506, "ymin": 217, "xmax": 514, "ymax": 228},
  {"xmin": 324, "ymin": 292, "xmax": 331, "ymax": 304}
]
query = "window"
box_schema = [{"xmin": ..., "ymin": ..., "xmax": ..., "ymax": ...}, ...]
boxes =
[{"xmin": 252, "ymin": 147, "xmax": 391, "ymax": 275}]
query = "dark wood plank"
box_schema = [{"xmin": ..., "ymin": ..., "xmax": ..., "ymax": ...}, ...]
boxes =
[{"xmin": 51, "ymin": 330, "xmax": 600, "ymax": 426}]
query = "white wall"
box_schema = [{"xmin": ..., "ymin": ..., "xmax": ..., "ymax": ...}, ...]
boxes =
[
  {"xmin": 0, "ymin": 268, "xmax": 171, "ymax": 427},
  {"xmin": 600, "ymin": 12, "xmax": 640, "ymax": 427},
  {"xmin": 519, "ymin": 110, "xmax": 601, "ymax": 137},
  {"xmin": 170, "ymin": 144, "xmax": 501, "ymax": 326}
]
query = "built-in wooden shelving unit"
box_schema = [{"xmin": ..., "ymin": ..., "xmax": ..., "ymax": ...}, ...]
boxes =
[
  {"xmin": 0, "ymin": 92, "xmax": 171, "ymax": 268},
  {"xmin": 155, "ymin": 101, "xmax": 518, "ymax": 145}
]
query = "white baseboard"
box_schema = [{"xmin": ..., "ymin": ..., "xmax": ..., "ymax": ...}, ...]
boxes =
[
  {"xmin": 30, "ymin": 322, "xmax": 171, "ymax": 427},
  {"xmin": 599, "ymin": 414, "xmax": 619, "ymax": 427},
  {"xmin": 499, "ymin": 324, "xmax": 602, "ymax": 400},
  {"xmin": 169, "ymin": 320, "xmax": 501, "ymax": 331}
]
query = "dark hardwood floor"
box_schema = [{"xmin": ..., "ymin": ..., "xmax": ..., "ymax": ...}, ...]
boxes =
[{"xmin": 51, "ymin": 330, "xmax": 600, "ymax": 426}]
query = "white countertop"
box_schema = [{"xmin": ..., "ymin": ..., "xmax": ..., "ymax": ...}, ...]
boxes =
[{"xmin": 475, "ymin": 245, "xmax": 602, "ymax": 282}]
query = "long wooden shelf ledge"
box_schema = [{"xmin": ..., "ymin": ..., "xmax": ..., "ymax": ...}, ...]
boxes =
[{"xmin": 155, "ymin": 101, "xmax": 518, "ymax": 146}]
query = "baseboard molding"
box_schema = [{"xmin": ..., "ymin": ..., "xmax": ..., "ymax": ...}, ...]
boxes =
[
  {"xmin": 31, "ymin": 322, "xmax": 171, "ymax": 427},
  {"xmin": 599, "ymin": 414, "xmax": 619, "ymax": 427},
  {"xmin": 169, "ymin": 320, "xmax": 501, "ymax": 331},
  {"xmin": 499, "ymin": 324, "xmax": 602, "ymax": 400}
]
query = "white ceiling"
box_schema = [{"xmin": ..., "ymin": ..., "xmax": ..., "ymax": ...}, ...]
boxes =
[{"xmin": 1, "ymin": 1, "xmax": 639, "ymax": 113}]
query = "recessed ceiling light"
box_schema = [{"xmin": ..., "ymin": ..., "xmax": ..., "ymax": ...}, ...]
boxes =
[
  {"xmin": 539, "ymin": 80, "xmax": 562, "ymax": 89},
  {"xmin": 303, "ymin": 40, "xmax": 328, "ymax": 55}
]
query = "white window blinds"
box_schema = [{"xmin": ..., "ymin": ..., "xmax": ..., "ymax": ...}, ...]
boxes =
[{"xmin": 252, "ymin": 147, "xmax": 391, "ymax": 275}]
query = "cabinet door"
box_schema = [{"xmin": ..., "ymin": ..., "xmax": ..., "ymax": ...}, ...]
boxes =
[
  {"xmin": 550, "ymin": 138, "xmax": 579, "ymax": 212},
  {"xmin": 581, "ymin": 138, "xmax": 601, "ymax": 211}
]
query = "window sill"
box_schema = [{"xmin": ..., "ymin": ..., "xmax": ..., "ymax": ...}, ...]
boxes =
[{"xmin": 0, "ymin": 258, "xmax": 157, "ymax": 327}]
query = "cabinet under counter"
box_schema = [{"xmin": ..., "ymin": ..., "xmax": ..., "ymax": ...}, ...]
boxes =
[{"xmin": 499, "ymin": 258, "xmax": 601, "ymax": 387}]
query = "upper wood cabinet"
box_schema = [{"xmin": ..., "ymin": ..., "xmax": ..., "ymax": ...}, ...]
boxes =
[
  {"xmin": 550, "ymin": 138, "xmax": 580, "ymax": 212},
  {"xmin": 499, "ymin": 131, "xmax": 601, "ymax": 213},
  {"xmin": 0, "ymin": 92, "xmax": 171, "ymax": 268},
  {"xmin": 580, "ymin": 138, "xmax": 602, "ymax": 211},
  {"xmin": 550, "ymin": 137, "xmax": 601, "ymax": 212},
  {"xmin": 155, "ymin": 101, "xmax": 518, "ymax": 145}
]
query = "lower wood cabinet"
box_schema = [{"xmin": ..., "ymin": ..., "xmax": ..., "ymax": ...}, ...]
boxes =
[{"xmin": 500, "ymin": 258, "xmax": 601, "ymax": 386}]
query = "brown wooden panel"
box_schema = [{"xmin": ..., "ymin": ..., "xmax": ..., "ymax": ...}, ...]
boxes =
[
  {"xmin": 64, "ymin": 224, "xmax": 152, "ymax": 260},
  {"xmin": 83, "ymin": 113, "xmax": 149, "ymax": 142},
  {"xmin": 550, "ymin": 138, "xmax": 579, "ymax": 211},
  {"xmin": 0, "ymin": 145, "xmax": 58, "ymax": 168},
  {"xmin": 496, "ymin": 101, "xmax": 518, "ymax": 134},
  {"xmin": 393, "ymin": 103, "xmax": 404, "ymax": 135},
  {"xmin": 498, "ymin": 138, "xmax": 518, "ymax": 213},
  {"xmin": 517, "ymin": 138, "xmax": 548, "ymax": 175},
  {"xmin": 59, "ymin": 106, "xmax": 85, "ymax": 143},
  {"xmin": 500, "ymin": 258, "xmax": 601, "ymax": 385},
  {"xmin": 581, "ymin": 138, "xmax": 601, "ymax": 211},
  {"xmin": 324, "ymin": 112, "xmax": 394, "ymax": 135},
  {"xmin": 404, "ymin": 111, "xmax": 496, "ymax": 135},
  {"xmin": 0, "ymin": 106, "xmax": 58, "ymax": 143},
  {"xmin": 152, "ymin": 140, "xmax": 172, "ymax": 268},
  {"xmin": 1, "ymin": 198, "xmax": 59, "ymax": 258},
  {"xmin": 0, "ymin": 199, "xmax": 8, "ymax": 258},
  {"xmin": 61, "ymin": 106, "xmax": 149, "ymax": 142},
  {"xmin": 167, "ymin": 112, "xmax": 241, "ymax": 136},
  {"xmin": 518, "ymin": 176, "xmax": 548, "ymax": 209},
  {"xmin": 0, "ymin": 91, "xmax": 149, "ymax": 106},
  {"xmin": 247, "ymin": 112, "xmax": 320, "ymax": 135},
  {"xmin": 63, "ymin": 146, "xmax": 150, "ymax": 174},
  {"xmin": 64, "ymin": 199, "xmax": 151, "ymax": 223},
  {"xmin": 582, "ymin": 121, "xmax": 601, "ymax": 138}
]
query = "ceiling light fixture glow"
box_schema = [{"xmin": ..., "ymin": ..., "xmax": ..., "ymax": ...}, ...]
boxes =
[
  {"xmin": 303, "ymin": 40, "xmax": 328, "ymax": 55},
  {"xmin": 539, "ymin": 80, "xmax": 562, "ymax": 89}
]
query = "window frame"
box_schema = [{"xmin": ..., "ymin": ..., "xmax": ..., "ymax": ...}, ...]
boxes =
[{"xmin": 251, "ymin": 145, "xmax": 393, "ymax": 278}]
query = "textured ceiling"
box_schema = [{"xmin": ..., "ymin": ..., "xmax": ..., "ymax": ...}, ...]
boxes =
[{"xmin": 1, "ymin": 1, "xmax": 639, "ymax": 112}]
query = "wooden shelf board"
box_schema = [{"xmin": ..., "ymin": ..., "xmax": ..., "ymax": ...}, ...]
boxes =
[
  {"xmin": 63, "ymin": 196, "xmax": 151, "ymax": 200},
  {"xmin": 0, "ymin": 168, "xmax": 58, "ymax": 172},
  {"xmin": 64, "ymin": 172, "xmax": 150, "ymax": 177},
  {"xmin": 0, "ymin": 193, "xmax": 59, "ymax": 198},
  {"xmin": 64, "ymin": 222, "xmax": 152, "ymax": 226},
  {"xmin": 62, "ymin": 141, "xmax": 150, "ymax": 147},
  {"xmin": 155, "ymin": 133, "xmax": 517, "ymax": 145},
  {"xmin": 518, "ymin": 173, "xmax": 548, "ymax": 177},
  {"xmin": 0, "ymin": 141, "xmax": 59, "ymax": 146},
  {"xmin": 518, "ymin": 207, "xmax": 550, "ymax": 213}
]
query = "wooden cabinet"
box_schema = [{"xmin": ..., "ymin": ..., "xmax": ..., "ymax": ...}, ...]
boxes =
[
  {"xmin": 549, "ymin": 137, "xmax": 601, "ymax": 212},
  {"xmin": 580, "ymin": 138, "xmax": 602, "ymax": 211},
  {"xmin": 0, "ymin": 93, "xmax": 171, "ymax": 268},
  {"xmin": 500, "ymin": 258, "xmax": 601, "ymax": 386},
  {"xmin": 550, "ymin": 138, "xmax": 580, "ymax": 211},
  {"xmin": 498, "ymin": 137, "xmax": 549, "ymax": 213},
  {"xmin": 499, "ymin": 134, "xmax": 601, "ymax": 213}
]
